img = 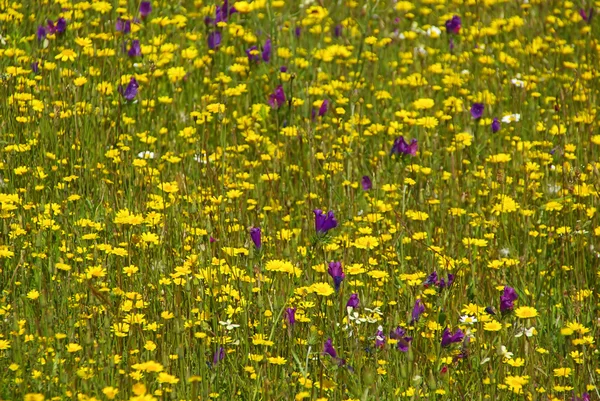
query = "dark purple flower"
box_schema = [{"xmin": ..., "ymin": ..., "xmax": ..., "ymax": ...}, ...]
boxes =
[
  {"xmin": 390, "ymin": 326, "xmax": 412, "ymax": 352},
  {"xmin": 128, "ymin": 40, "xmax": 141, "ymax": 57},
  {"xmin": 424, "ymin": 271, "xmax": 439, "ymax": 286},
  {"xmin": 390, "ymin": 136, "xmax": 418, "ymax": 156},
  {"xmin": 280, "ymin": 66, "xmax": 288, "ymax": 73},
  {"xmin": 250, "ymin": 227, "xmax": 261, "ymax": 249},
  {"xmin": 246, "ymin": 45, "xmax": 260, "ymax": 62},
  {"xmin": 441, "ymin": 328, "xmax": 464, "ymax": 347},
  {"xmin": 328, "ymin": 261, "xmax": 345, "ymax": 291},
  {"xmin": 268, "ymin": 85, "xmax": 286, "ymax": 109},
  {"xmin": 295, "ymin": 27, "xmax": 301, "ymax": 37},
  {"xmin": 47, "ymin": 18, "xmax": 66, "ymax": 35},
  {"xmin": 116, "ymin": 18, "xmax": 131, "ymax": 34},
  {"xmin": 485, "ymin": 306, "xmax": 497, "ymax": 316},
  {"xmin": 262, "ymin": 38, "xmax": 272, "ymax": 62},
  {"xmin": 212, "ymin": 347, "xmax": 225, "ymax": 366},
  {"xmin": 492, "ymin": 117, "xmax": 501, "ymax": 133},
  {"xmin": 139, "ymin": 1, "xmax": 152, "ymax": 18},
  {"xmin": 439, "ymin": 274, "xmax": 454, "ymax": 289},
  {"xmin": 346, "ymin": 293, "xmax": 359, "ymax": 309},
  {"xmin": 361, "ymin": 176, "xmax": 372, "ymax": 191},
  {"xmin": 500, "ymin": 286, "xmax": 518, "ymax": 313},
  {"xmin": 318, "ymin": 99, "xmax": 329, "ymax": 117},
  {"xmin": 216, "ymin": 0, "xmax": 236, "ymax": 23},
  {"xmin": 208, "ymin": 31, "xmax": 222, "ymax": 50},
  {"xmin": 375, "ymin": 326, "xmax": 385, "ymax": 348},
  {"xmin": 323, "ymin": 338, "xmax": 337, "ymax": 358},
  {"xmin": 313, "ymin": 209, "xmax": 338, "ymax": 234},
  {"xmin": 579, "ymin": 8, "xmax": 594, "ymax": 23},
  {"xmin": 334, "ymin": 24, "xmax": 343, "ymax": 37},
  {"xmin": 31, "ymin": 61, "xmax": 39, "ymax": 74},
  {"xmin": 445, "ymin": 15, "xmax": 461, "ymax": 34},
  {"xmin": 119, "ymin": 77, "xmax": 139, "ymax": 101},
  {"xmin": 285, "ymin": 307, "xmax": 296, "ymax": 326},
  {"xmin": 411, "ymin": 299, "xmax": 425, "ymax": 323},
  {"xmin": 470, "ymin": 103, "xmax": 484, "ymax": 119},
  {"xmin": 36, "ymin": 25, "xmax": 47, "ymax": 41}
]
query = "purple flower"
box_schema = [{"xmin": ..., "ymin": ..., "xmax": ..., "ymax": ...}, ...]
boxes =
[
  {"xmin": 485, "ymin": 306, "xmax": 496, "ymax": 316},
  {"xmin": 47, "ymin": 18, "xmax": 66, "ymax": 35},
  {"xmin": 139, "ymin": 1, "xmax": 152, "ymax": 18},
  {"xmin": 439, "ymin": 274, "xmax": 454, "ymax": 289},
  {"xmin": 445, "ymin": 15, "xmax": 461, "ymax": 34},
  {"xmin": 411, "ymin": 299, "xmax": 425, "ymax": 323},
  {"xmin": 36, "ymin": 25, "xmax": 47, "ymax": 41},
  {"xmin": 334, "ymin": 24, "xmax": 343, "ymax": 37},
  {"xmin": 212, "ymin": 347, "xmax": 225, "ymax": 366},
  {"xmin": 280, "ymin": 66, "xmax": 287, "ymax": 72},
  {"xmin": 492, "ymin": 117, "xmax": 501, "ymax": 133},
  {"xmin": 579, "ymin": 8, "xmax": 594, "ymax": 23},
  {"xmin": 250, "ymin": 227, "xmax": 261, "ymax": 249},
  {"xmin": 346, "ymin": 293, "xmax": 359, "ymax": 309},
  {"xmin": 295, "ymin": 27, "xmax": 301, "ymax": 37},
  {"xmin": 390, "ymin": 327, "xmax": 412, "ymax": 352},
  {"xmin": 424, "ymin": 271, "xmax": 439, "ymax": 286},
  {"xmin": 375, "ymin": 326, "xmax": 385, "ymax": 348},
  {"xmin": 470, "ymin": 103, "xmax": 484, "ymax": 119},
  {"xmin": 361, "ymin": 176, "xmax": 372, "ymax": 191},
  {"xmin": 323, "ymin": 338, "xmax": 337, "ymax": 358},
  {"xmin": 262, "ymin": 38, "xmax": 272, "ymax": 62},
  {"xmin": 208, "ymin": 31, "xmax": 222, "ymax": 50},
  {"xmin": 500, "ymin": 286, "xmax": 518, "ymax": 313},
  {"xmin": 391, "ymin": 136, "xmax": 418, "ymax": 156},
  {"xmin": 128, "ymin": 40, "xmax": 141, "ymax": 57},
  {"xmin": 119, "ymin": 77, "xmax": 139, "ymax": 101},
  {"xmin": 268, "ymin": 85, "xmax": 286, "ymax": 109},
  {"xmin": 216, "ymin": 0, "xmax": 236, "ymax": 23},
  {"xmin": 31, "ymin": 61, "xmax": 40, "ymax": 74},
  {"xmin": 318, "ymin": 99, "xmax": 329, "ymax": 117},
  {"xmin": 285, "ymin": 307, "xmax": 296, "ymax": 326},
  {"xmin": 441, "ymin": 328, "xmax": 464, "ymax": 347},
  {"xmin": 116, "ymin": 18, "xmax": 131, "ymax": 34},
  {"xmin": 328, "ymin": 261, "xmax": 345, "ymax": 291},
  {"xmin": 313, "ymin": 209, "xmax": 338, "ymax": 234},
  {"xmin": 246, "ymin": 46, "xmax": 260, "ymax": 62}
]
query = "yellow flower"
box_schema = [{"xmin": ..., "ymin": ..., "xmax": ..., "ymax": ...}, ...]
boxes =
[
  {"xmin": 412, "ymin": 98, "xmax": 435, "ymax": 109},
  {"xmin": 267, "ymin": 356, "xmax": 287, "ymax": 365},
  {"xmin": 504, "ymin": 375, "xmax": 529, "ymax": 393},
  {"xmin": 514, "ymin": 306, "xmax": 538, "ymax": 319},
  {"xmin": 483, "ymin": 321, "xmax": 502, "ymax": 331},
  {"xmin": 74, "ymin": 77, "xmax": 87, "ymax": 86},
  {"xmin": 102, "ymin": 387, "xmax": 119, "ymax": 400},
  {"xmin": 27, "ymin": 290, "xmax": 40, "ymax": 300},
  {"xmin": 553, "ymin": 367, "xmax": 572, "ymax": 377},
  {"xmin": 0, "ymin": 339, "xmax": 11, "ymax": 350},
  {"xmin": 310, "ymin": 282, "xmax": 335, "ymax": 297},
  {"xmin": 55, "ymin": 49, "xmax": 78, "ymax": 62},
  {"xmin": 66, "ymin": 343, "xmax": 83, "ymax": 353}
]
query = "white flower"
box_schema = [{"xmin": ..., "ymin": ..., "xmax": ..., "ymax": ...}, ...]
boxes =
[
  {"xmin": 511, "ymin": 78, "xmax": 526, "ymax": 87},
  {"xmin": 499, "ymin": 248, "xmax": 510, "ymax": 257},
  {"xmin": 497, "ymin": 345, "xmax": 513, "ymax": 359},
  {"xmin": 137, "ymin": 151, "xmax": 155, "ymax": 159},
  {"xmin": 459, "ymin": 315, "xmax": 477, "ymax": 325},
  {"xmin": 218, "ymin": 320, "xmax": 240, "ymax": 330},
  {"xmin": 515, "ymin": 327, "xmax": 535, "ymax": 338},
  {"xmin": 501, "ymin": 113, "xmax": 521, "ymax": 123},
  {"xmin": 426, "ymin": 26, "xmax": 441, "ymax": 37}
]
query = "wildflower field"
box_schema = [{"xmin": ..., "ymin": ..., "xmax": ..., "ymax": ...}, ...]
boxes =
[{"xmin": 1, "ymin": 0, "xmax": 600, "ymax": 399}]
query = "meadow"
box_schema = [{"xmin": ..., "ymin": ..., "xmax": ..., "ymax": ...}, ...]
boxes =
[{"xmin": 0, "ymin": 0, "xmax": 599, "ymax": 399}]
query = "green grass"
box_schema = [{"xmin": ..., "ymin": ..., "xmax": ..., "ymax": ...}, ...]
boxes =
[{"xmin": 0, "ymin": 0, "xmax": 599, "ymax": 400}]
